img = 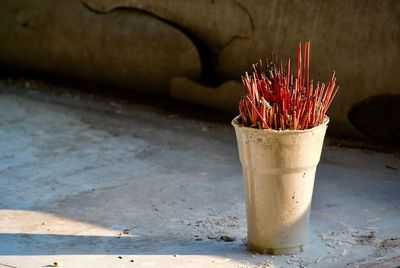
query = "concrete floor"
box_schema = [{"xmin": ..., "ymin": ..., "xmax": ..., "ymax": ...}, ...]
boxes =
[{"xmin": 0, "ymin": 78, "xmax": 399, "ymax": 268}]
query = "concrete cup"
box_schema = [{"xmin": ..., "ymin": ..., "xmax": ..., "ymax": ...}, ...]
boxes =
[{"xmin": 232, "ymin": 116, "xmax": 329, "ymax": 255}]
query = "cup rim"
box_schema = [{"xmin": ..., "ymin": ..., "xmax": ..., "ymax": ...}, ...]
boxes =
[{"xmin": 231, "ymin": 115, "xmax": 329, "ymax": 134}]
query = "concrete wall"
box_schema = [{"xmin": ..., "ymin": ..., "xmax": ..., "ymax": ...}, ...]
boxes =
[{"xmin": 0, "ymin": 0, "xmax": 399, "ymax": 143}]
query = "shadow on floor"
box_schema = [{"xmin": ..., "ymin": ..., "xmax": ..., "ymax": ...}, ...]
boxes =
[{"xmin": 0, "ymin": 233, "xmax": 246, "ymax": 256}]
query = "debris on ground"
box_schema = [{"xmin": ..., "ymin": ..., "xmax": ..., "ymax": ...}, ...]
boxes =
[
  {"xmin": 315, "ymin": 256, "xmax": 322, "ymax": 263},
  {"xmin": 356, "ymin": 231, "xmax": 376, "ymax": 245},
  {"xmin": 220, "ymin": 235, "xmax": 236, "ymax": 242}
]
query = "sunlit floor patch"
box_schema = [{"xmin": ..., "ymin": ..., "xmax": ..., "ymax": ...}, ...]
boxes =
[{"xmin": 0, "ymin": 210, "xmax": 121, "ymax": 237}]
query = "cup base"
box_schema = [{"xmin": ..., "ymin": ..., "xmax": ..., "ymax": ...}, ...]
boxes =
[{"xmin": 248, "ymin": 244, "xmax": 303, "ymax": 255}]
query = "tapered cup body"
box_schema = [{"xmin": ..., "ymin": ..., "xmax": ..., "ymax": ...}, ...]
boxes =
[{"xmin": 232, "ymin": 116, "xmax": 328, "ymax": 255}]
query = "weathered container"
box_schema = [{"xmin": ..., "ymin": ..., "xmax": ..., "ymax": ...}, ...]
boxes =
[{"xmin": 232, "ymin": 116, "xmax": 329, "ymax": 255}]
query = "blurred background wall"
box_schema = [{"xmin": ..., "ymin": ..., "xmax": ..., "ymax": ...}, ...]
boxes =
[{"xmin": 0, "ymin": 0, "xmax": 399, "ymax": 145}]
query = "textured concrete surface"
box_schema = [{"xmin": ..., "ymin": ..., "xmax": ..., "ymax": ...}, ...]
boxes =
[
  {"xmin": 0, "ymin": 0, "xmax": 201, "ymax": 94},
  {"xmin": 0, "ymin": 78, "xmax": 399, "ymax": 268},
  {"xmin": 1, "ymin": 0, "xmax": 400, "ymax": 139}
]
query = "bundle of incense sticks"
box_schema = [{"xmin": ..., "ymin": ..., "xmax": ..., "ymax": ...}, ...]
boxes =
[{"xmin": 239, "ymin": 41, "xmax": 339, "ymax": 130}]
